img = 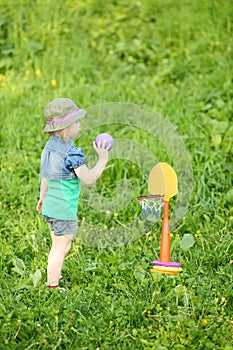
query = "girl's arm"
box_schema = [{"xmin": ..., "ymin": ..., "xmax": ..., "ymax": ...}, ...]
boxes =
[
  {"xmin": 37, "ymin": 177, "xmax": 48, "ymax": 213},
  {"xmin": 74, "ymin": 141, "xmax": 109, "ymax": 185}
]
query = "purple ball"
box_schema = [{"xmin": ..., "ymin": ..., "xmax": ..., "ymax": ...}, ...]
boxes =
[{"xmin": 95, "ymin": 133, "xmax": 114, "ymax": 151}]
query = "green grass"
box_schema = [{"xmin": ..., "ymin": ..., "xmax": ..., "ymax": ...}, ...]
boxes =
[{"xmin": 0, "ymin": 0, "xmax": 233, "ymax": 349}]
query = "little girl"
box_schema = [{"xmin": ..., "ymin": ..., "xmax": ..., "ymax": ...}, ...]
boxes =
[{"xmin": 37, "ymin": 98, "xmax": 109, "ymax": 290}]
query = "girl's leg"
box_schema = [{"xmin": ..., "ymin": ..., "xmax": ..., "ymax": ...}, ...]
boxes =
[{"xmin": 47, "ymin": 231, "xmax": 73, "ymax": 287}]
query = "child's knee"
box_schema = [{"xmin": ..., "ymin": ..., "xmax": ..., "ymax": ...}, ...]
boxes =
[{"xmin": 64, "ymin": 240, "xmax": 72, "ymax": 256}]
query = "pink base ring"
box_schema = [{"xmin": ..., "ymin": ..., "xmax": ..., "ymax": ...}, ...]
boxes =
[{"xmin": 152, "ymin": 261, "xmax": 182, "ymax": 267}]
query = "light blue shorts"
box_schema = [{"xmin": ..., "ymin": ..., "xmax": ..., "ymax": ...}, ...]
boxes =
[{"xmin": 43, "ymin": 216, "xmax": 77, "ymax": 236}]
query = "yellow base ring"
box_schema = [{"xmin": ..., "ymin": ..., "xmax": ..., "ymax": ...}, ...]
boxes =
[
  {"xmin": 151, "ymin": 265, "xmax": 182, "ymax": 272},
  {"xmin": 150, "ymin": 268, "xmax": 182, "ymax": 276}
]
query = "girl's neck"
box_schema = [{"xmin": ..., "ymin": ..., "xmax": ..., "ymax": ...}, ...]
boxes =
[{"xmin": 54, "ymin": 131, "xmax": 65, "ymax": 137}]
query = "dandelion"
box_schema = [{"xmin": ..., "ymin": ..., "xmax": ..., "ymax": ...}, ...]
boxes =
[
  {"xmin": 170, "ymin": 232, "xmax": 174, "ymax": 238},
  {"xmin": 51, "ymin": 79, "xmax": 57, "ymax": 87},
  {"xmin": 8, "ymin": 166, "xmax": 13, "ymax": 171},
  {"xmin": 221, "ymin": 297, "xmax": 227, "ymax": 305},
  {"xmin": 113, "ymin": 212, "xmax": 118, "ymax": 217},
  {"xmin": 148, "ymin": 236, "xmax": 152, "ymax": 241},
  {"xmin": 152, "ymin": 291, "xmax": 160, "ymax": 297},
  {"xmin": 202, "ymin": 319, "xmax": 208, "ymax": 325},
  {"xmin": 35, "ymin": 69, "xmax": 41, "ymax": 77},
  {"xmin": 230, "ymin": 260, "xmax": 233, "ymax": 264}
]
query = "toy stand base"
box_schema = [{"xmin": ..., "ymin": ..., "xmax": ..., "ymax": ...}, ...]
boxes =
[{"xmin": 150, "ymin": 261, "xmax": 182, "ymax": 276}]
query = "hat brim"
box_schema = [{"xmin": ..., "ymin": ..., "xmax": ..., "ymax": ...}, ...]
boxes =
[{"xmin": 44, "ymin": 109, "xmax": 86, "ymax": 132}]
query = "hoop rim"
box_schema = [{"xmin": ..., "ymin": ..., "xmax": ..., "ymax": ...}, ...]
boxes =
[{"xmin": 137, "ymin": 194, "xmax": 164, "ymax": 201}]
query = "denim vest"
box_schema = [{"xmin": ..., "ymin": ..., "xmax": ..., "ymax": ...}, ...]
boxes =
[{"xmin": 40, "ymin": 136, "xmax": 85, "ymax": 180}]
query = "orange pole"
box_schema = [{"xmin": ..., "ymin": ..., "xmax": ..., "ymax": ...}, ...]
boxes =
[{"xmin": 160, "ymin": 200, "xmax": 170, "ymax": 262}]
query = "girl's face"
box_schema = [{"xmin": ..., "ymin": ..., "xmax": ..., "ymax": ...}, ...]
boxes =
[{"xmin": 65, "ymin": 120, "xmax": 80, "ymax": 139}]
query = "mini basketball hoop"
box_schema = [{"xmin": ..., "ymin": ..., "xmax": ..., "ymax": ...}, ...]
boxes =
[
  {"xmin": 137, "ymin": 194, "xmax": 164, "ymax": 219},
  {"xmin": 137, "ymin": 163, "xmax": 182, "ymax": 276}
]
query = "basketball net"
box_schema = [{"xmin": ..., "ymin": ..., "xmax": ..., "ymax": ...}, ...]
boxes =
[{"xmin": 137, "ymin": 195, "xmax": 164, "ymax": 219}]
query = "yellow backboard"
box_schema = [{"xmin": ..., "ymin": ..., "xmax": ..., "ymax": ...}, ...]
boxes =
[{"xmin": 148, "ymin": 163, "xmax": 178, "ymax": 201}]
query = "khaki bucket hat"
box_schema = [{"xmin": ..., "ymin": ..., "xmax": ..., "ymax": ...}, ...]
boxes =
[{"xmin": 44, "ymin": 98, "xmax": 86, "ymax": 132}]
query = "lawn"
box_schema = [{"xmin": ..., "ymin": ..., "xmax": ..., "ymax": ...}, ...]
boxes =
[{"xmin": 0, "ymin": 0, "xmax": 233, "ymax": 349}]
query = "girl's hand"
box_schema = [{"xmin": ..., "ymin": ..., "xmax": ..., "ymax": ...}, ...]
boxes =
[
  {"xmin": 93, "ymin": 140, "xmax": 110, "ymax": 160},
  {"xmin": 37, "ymin": 199, "xmax": 43, "ymax": 213},
  {"xmin": 75, "ymin": 142, "xmax": 109, "ymax": 185}
]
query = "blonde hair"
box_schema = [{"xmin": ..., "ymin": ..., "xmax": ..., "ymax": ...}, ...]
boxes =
[{"xmin": 49, "ymin": 129, "xmax": 67, "ymax": 142}]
